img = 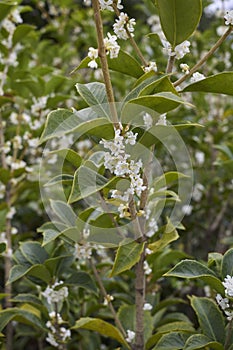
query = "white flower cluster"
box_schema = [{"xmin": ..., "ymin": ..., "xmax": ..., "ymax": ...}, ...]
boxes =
[
  {"xmin": 190, "ymin": 72, "xmax": 205, "ymax": 83},
  {"xmin": 46, "ymin": 311, "xmax": 71, "ymax": 348},
  {"xmin": 99, "ymin": 0, "xmax": 123, "ymax": 11},
  {"xmin": 143, "ymin": 61, "xmax": 158, "ymax": 73},
  {"xmin": 180, "ymin": 63, "xmax": 190, "ymax": 74},
  {"xmin": 113, "ymin": 12, "xmax": 136, "ymax": 40},
  {"xmin": 101, "ymin": 129, "xmax": 146, "ymax": 216},
  {"xmin": 224, "ymin": 10, "xmax": 233, "ymax": 25},
  {"xmin": 125, "ymin": 329, "xmax": 135, "ymax": 343},
  {"xmin": 145, "ymin": 217, "xmax": 158, "ymax": 238},
  {"xmin": 75, "ymin": 242, "xmax": 92, "ymax": 260},
  {"xmin": 162, "ymin": 40, "xmax": 191, "ymax": 60},
  {"xmin": 143, "ymin": 260, "xmax": 152, "ymax": 275},
  {"xmin": 88, "ymin": 33, "xmax": 120, "ymax": 69},
  {"xmin": 41, "ymin": 280, "xmax": 69, "ymax": 305},
  {"xmin": 216, "ymin": 275, "xmax": 233, "ymax": 321}
]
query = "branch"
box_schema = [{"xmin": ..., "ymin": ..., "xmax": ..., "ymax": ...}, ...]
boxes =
[
  {"xmin": 90, "ymin": 259, "xmax": 128, "ymax": 340},
  {"xmin": 174, "ymin": 26, "xmax": 233, "ymax": 87},
  {"xmin": 92, "ymin": 0, "xmax": 119, "ymax": 126}
]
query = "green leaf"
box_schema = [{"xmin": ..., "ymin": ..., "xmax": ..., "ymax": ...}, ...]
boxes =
[
  {"xmin": 50, "ymin": 200, "xmax": 77, "ymax": 226},
  {"xmin": 156, "ymin": 0, "xmax": 202, "ymax": 46},
  {"xmin": 148, "ymin": 219, "xmax": 179, "ymax": 253},
  {"xmin": 0, "ymin": 2, "xmax": 15, "ymax": 22},
  {"xmin": 165, "ymin": 260, "xmax": 225, "ymax": 294},
  {"xmin": 49, "ymin": 148, "xmax": 82, "ymax": 168},
  {"xmin": 0, "ymin": 308, "xmax": 45, "ymax": 332},
  {"xmin": 182, "ymin": 72, "xmax": 233, "ymax": 96},
  {"xmin": 221, "ymin": 248, "xmax": 233, "ymax": 278},
  {"xmin": 12, "ymin": 24, "xmax": 35, "ymax": 46},
  {"xmin": 39, "ymin": 108, "xmax": 76, "ymax": 144},
  {"xmin": 76, "ymin": 82, "xmax": 107, "ymax": 106},
  {"xmin": 153, "ymin": 332, "xmax": 188, "ymax": 349},
  {"xmin": 190, "ymin": 296, "xmax": 225, "ymax": 343},
  {"xmin": 68, "ymin": 164, "xmax": 118, "ymax": 203},
  {"xmin": 156, "ymin": 321, "xmax": 195, "ymax": 335},
  {"xmin": 139, "ymin": 75, "xmax": 178, "ymax": 96},
  {"xmin": 0, "ymin": 168, "xmax": 11, "ymax": 185},
  {"xmin": 72, "ymin": 50, "xmax": 144, "ymax": 78},
  {"xmin": 128, "ymin": 92, "xmax": 193, "ymax": 114},
  {"xmin": 11, "ymin": 294, "xmax": 43, "ymax": 307},
  {"xmin": 72, "ymin": 317, "xmax": 130, "ymax": 348},
  {"xmin": 184, "ymin": 334, "xmax": 224, "ymax": 350},
  {"xmin": 8, "ymin": 264, "xmax": 51, "ymax": 284},
  {"xmin": 44, "ymin": 174, "xmax": 74, "ymax": 187},
  {"xmin": 19, "ymin": 241, "xmax": 48, "ymax": 265},
  {"xmin": 66, "ymin": 271, "xmax": 98, "ymax": 295},
  {"xmin": 39, "ymin": 107, "xmax": 114, "ymax": 144},
  {"xmin": 110, "ymin": 240, "xmax": 145, "ymax": 277},
  {"xmin": 0, "ymin": 243, "xmax": 6, "ymax": 254}
]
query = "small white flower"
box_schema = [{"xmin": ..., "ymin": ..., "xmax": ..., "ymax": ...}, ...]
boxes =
[
  {"xmin": 143, "ymin": 303, "xmax": 153, "ymax": 311},
  {"xmin": 174, "ymin": 41, "xmax": 190, "ymax": 59},
  {"xmin": 181, "ymin": 204, "xmax": 193, "ymax": 216},
  {"xmin": 104, "ymin": 33, "xmax": 120, "ymax": 59},
  {"xmin": 144, "ymin": 61, "xmax": 157, "ymax": 73},
  {"xmin": 41, "ymin": 281, "xmax": 69, "ymax": 305},
  {"xmin": 103, "ymin": 294, "xmax": 114, "ymax": 305},
  {"xmin": 113, "ymin": 12, "xmax": 136, "ymax": 40},
  {"xmin": 46, "ymin": 332, "xmax": 59, "ymax": 347},
  {"xmin": 99, "ymin": 0, "xmax": 113, "ymax": 11},
  {"xmin": 145, "ymin": 248, "xmax": 153, "ymax": 255},
  {"xmin": 223, "ymin": 275, "xmax": 233, "ymax": 297},
  {"xmin": 143, "ymin": 261, "xmax": 152, "ymax": 275},
  {"xmin": 192, "ymin": 183, "xmax": 204, "ymax": 202},
  {"xmin": 216, "ymin": 294, "xmax": 230, "ymax": 310},
  {"xmin": 6, "ymin": 207, "xmax": 16, "ymax": 220},
  {"xmin": 143, "ymin": 113, "xmax": 153, "ymax": 129},
  {"xmin": 60, "ymin": 327, "xmax": 71, "ymax": 341},
  {"xmin": 180, "ymin": 63, "xmax": 190, "ymax": 74},
  {"xmin": 87, "ymin": 47, "xmax": 99, "ymax": 69},
  {"xmin": 190, "ymin": 72, "xmax": 205, "ymax": 83},
  {"xmin": 75, "ymin": 242, "xmax": 92, "ymax": 260},
  {"xmin": 195, "ymin": 151, "xmax": 205, "ymax": 165},
  {"xmin": 125, "ymin": 131, "xmax": 138, "ymax": 145},
  {"xmin": 224, "ymin": 10, "xmax": 233, "ymax": 25},
  {"xmin": 126, "ymin": 330, "xmax": 135, "ymax": 343},
  {"xmin": 156, "ymin": 114, "xmax": 167, "ymax": 126}
]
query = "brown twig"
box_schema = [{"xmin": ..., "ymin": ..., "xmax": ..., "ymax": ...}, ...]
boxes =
[{"xmin": 174, "ymin": 26, "xmax": 233, "ymax": 87}]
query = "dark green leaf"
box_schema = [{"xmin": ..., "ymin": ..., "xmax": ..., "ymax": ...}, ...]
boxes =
[{"xmin": 156, "ymin": 0, "xmax": 202, "ymax": 46}]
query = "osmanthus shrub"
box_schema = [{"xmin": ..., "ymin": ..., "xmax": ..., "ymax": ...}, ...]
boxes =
[{"xmin": 0, "ymin": 0, "xmax": 233, "ymax": 349}]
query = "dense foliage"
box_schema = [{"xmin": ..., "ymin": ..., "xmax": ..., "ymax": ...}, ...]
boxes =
[{"xmin": 0, "ymin": 0, "xmax": 233, "ymax": 349}]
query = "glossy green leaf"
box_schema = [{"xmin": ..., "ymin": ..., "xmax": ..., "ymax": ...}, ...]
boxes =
[
  {"xmin": 76, "ymin": 82, "xmax": 107, "ymax": 106},
  {"xmin": 153, "ymin": 331, "xmax": 188, "ymax": 349},
  {"xmin": 11, "ymin": 294, "xmax": 43, "ymax": 308},
  {"xmin": 221, "ymin": 248, "xmax": 233, "ymax": 278},
  {"xmin": 165, "ymin": 260, "xmax": 224, "ymax": 294},
  {"xmin": 182, "ymin": 72, "xmax": 233, "ymax": 96},
  {"xmin": 39, "ymin": 109, "xmax": 76, "ymax": 144},
  {"xmin": 156, "ymin": 0, "xmax": 202, "ymax": 46},
  {"xmin": 190, "ymin": 296, "xmax": 225, "ymax": 343},
  {"xmin": 73, "ymin": 50, "xmax": 144, "ymax": 78},
  {"xmin": 110, "ymin": 240, "xmax": 145, "ymax": 277},
  {"xmin": 50, "ymin": 200, "xmax": 77, "ymax": 226},
  {"xmin": 12, "ymin": 24, "xmax": 35, "ymax": 46},
  {"xmin": 128, "ymin": 92, "xmax": 193, "ymax": 114},
  {"xmin": 38, "ymin": 221, "xmax": 67, "ymax": 246},
  {"xmin": 72, "ymin": 317, "xmax": 130, "ymax": 348},
  {"xmin": 68, "ymin": 164, "xmax": 119, "ymax": 203},
  {"xmin": 0, "ymin": 308, "xmax": 45, "ymax": 332},
  {"xmin": 156, "ymin": 321, "xmax": 195, "ymax": 335},
  {"xmin": 184, "ymin": 334, "xmax": 224, "ymax": 350},
  {"xmin": 19, "ymin": 241, "xmax": 48, "ymax": 265},
  {"xmin": 139, "ymin": 75, "xmax": 178, "ymax": 96},
  {"xmin": 8, "ymin": 264, "xmax": 51, "ymax": 284},
  {"xmin": 44, "ymin": 174, "xmax": 74, "ymax": 187},
  {"xmin": 148, "ymin": 219, "xmax": 179, "ymax": 253},
  {"xmin": 66, "ymin": 271, "xmax": 98, "ymax": 295}
]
